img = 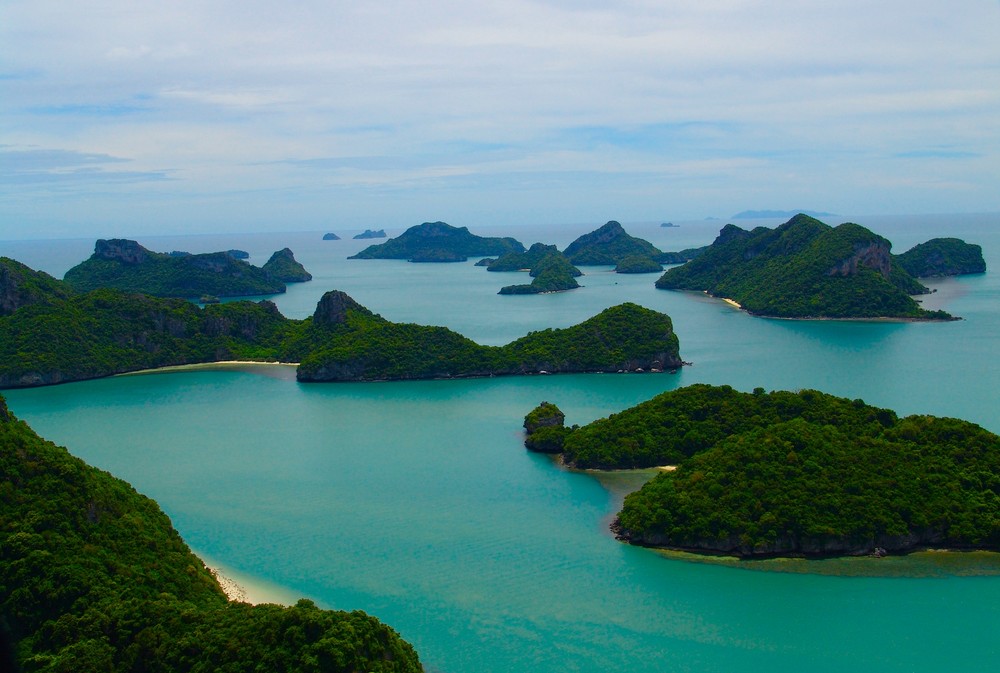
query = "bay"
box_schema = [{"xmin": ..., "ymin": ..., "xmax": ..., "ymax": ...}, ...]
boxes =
[{"xmin": 3, "ymin": 213, "xmax": 1000, "ymax": 672}]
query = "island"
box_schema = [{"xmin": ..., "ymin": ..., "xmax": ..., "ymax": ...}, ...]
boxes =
[
  {"xmin": 62, "ymin": 239, "xmax": 310, "ymax": 299},
  {"xmin": 655, "ymin": 214, "xmax": 957, "ymax": 320},
  {"xmin": 0, "ymin": 396, "xmax": 423, "ymax": 671},
  {"xmin": 732, "ymin": 209, "xmax": 835, "ymax": 219},
  {"xmin": 0, "ymin": 258, "xmax": 682, "ymax": 388},
  {"xmin": 322, "ymin": 232, "xmax": 341, "ymax": 240},
  {"xmin": 563, "ymin": 221, "xmax": 665, "ymax": 266},
  {"xmin": 353, "ymin": 228, "xmax": 387, "ymax": 239},
  {"xmin": 660, "ymin": 222, "xmax": 679, "ymax": 228},
  {"xmin": 894, "ymin": 237, "xmax": 986, "ymax": 277},
  {"xmin": 614, "ymin": 255, "xmax": 663, "ymax": 274},
  {"xmin": 261, "ymin": 247, "xmax": 312, "ymax": 282},
  {"xmin": 349, "ymin": 221, "xmax": 524, "ymax": 262},
  {"xmin": 486, "ymin": 243, "xmax": 560, "ymax": 272},
  {"xmin": 498, "ymin": 253, "xmax": 582, "ymax": 294},
  {"xmin": 523, "ymin": 384, "xmax": 1000, "ymax": 558}
]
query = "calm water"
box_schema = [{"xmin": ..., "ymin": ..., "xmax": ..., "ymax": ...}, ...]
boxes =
[{"xmin": 3, "ymin": 214, "xmax": 1000, "ymax": 672}]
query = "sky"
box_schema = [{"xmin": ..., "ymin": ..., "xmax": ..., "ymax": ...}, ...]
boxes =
[{"xmin": 2, "ymin": 0, "xmax": 999, "ymax": 239}]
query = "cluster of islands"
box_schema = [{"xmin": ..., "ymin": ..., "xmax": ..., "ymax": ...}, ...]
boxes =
[{"xmin": 0, "ymin": 213, "xmax": 993, "ymax": 670}]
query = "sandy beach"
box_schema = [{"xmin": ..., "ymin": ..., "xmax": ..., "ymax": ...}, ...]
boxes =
[
  {"xmin": 117, "ymin": 361, "xmax": 300, "ymax": 378},
  {"xmin": 199, "ymin": 553, "xmax": 302, "ymax": 605}
]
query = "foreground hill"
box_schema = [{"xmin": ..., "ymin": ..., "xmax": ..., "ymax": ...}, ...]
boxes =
[
  {"xmin": 0, "ymin": 396, "xmax": 423, "ymax": 671},
  {"xmin": 0, "ymin": 261, "xmax": 682, "ymax": 387},
  {"xmin": 523, "ymin": 384, "xmax": 1000, "ymax": 558},
  {"xmin": 64, "ymin": 239, "xmax": 310, "ymax": 298},
  {"xmin": 349, "ymin": 221, "xmax": 524, "ymax": 262},
  {"xmin": 655, "ymin": 214, "xmax": 955, "ymax": 320}
]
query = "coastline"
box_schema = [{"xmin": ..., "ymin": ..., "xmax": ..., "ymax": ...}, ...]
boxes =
[
  {"xmin": 116, "ymin": 360, "xmax": 300, "ymax": 377},
  {"xmin": 198, "ymin": 552, "xmax": 301, "ymax": 605}
]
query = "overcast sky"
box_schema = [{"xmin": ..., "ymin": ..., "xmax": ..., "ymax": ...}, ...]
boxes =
[{"xmin": 2, "ymin": 0, "xmax": 999, "ymax": 239}]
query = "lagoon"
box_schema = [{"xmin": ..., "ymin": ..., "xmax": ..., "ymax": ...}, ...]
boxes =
[{"xmin": 4, "ymin": 213, "xmax": 1000, "ymax": 672}]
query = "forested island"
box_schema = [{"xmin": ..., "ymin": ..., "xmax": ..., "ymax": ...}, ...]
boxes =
[
  {"xmin": 895, "ymin": 238, "xmax": 986, "ymax": 277},
  {"xmin": 655, "ymin": 214, "xmax": 963, "ymax": 320},
  {"xmin": 0, "ymin": 396, "xmax": 423, "ymax": 671},
  {"xmin": 0, "ymin": 257, "xmax": 682, "ymax": 387},
  {"xmin": 353, "ymin": 229, "xmax": 387, "ymax": 239},
  {"xmin": 490, "ymin": 245, "xmax": 583, "ymax": 294},
  {"xmin": 349, "ymin": 222, "xmax": 524, "ymax": 261},
  {"xmin": 523, "ymin": 384, "xmax": 1000, "ymax": 558},
  {"xmin": 563, "ymin": 220, "xmax": 665, "ymax": 266},
  {"xmin": 63, "ymin": 239, "xmax": 312, "ymax": 299}
]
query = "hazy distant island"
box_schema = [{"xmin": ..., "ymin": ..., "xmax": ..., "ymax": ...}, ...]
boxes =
[
  {"xmin": 0, "ymin": 395, "xmax": 424, "ymax": 671},
  {"xmin": 322, "ymin": 232, "xmax": 341, "ymax": 240},
  {"xmin": 0, "ymin": 257, "xmax": 682, "ymax": 387},
  {"xmin": 660, "ymin": 222, "xmax": 679, "ymax": 228},
  {"xmin": 732, "ymin": 209, "xmax": 836, "ymax": 219},
  {"xmin": 349, "ymin": 221, "xmax": 524, "ymax": 262},
  {"xmin": 655, "ymin": 214, "xmax": 965, "ymax": 320},
  {"xmin": 353, "ymin": 228, "xmax": 387, "ymax": 240},
  {"xmin": 63, "ymin": 239, "xmax": 312, "ymax": 299},
  {"xmin": 524, "ymin": 384, "xmax": 1000, "ymax": 559}
]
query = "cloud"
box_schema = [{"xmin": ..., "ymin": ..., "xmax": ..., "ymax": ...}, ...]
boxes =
[
  {"xmin": 0, "ymin": 148, "xmax": 169, "ymax": 186},
  {"xmin": 1, "ymin": 0, "xmax": 998, "ymax": 236}
]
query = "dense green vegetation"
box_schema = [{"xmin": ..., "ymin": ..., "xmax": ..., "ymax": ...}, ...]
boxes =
[
  {"xmin": 895, "ymin": 238, "xmax": 986, "ymax": 277},
  {"xmin": 522, "ymin": 402, "xmax": 570, "ymax": 453},
  {"xmin": 524, "ymin": 384, "xmax": 1000, "ymax": 557},
  {"xmin": 658, "ymin": 246, "xmax": 706, "ymax": 264},
  {"xmin": 614, "ymin": 255, "xmax": 663, "ymax": 274},
  {"xmin": 655, "ymin": 215, "xmax": 955, "ymax": 319},
  {"xmin": 0, "ymin": 263, "xmax": 682, "ymax": 387},
  {"xmin": 261, "ymin": 247, "xmax": 313, "ymax": 282},
  {"xmin": 0, "ymin": 396, "xmax": 423, "ymax": 671},
  {"xmin": 563, "ymin": 221, "xmax": 664, "ymax": 265},
  {"xmin": 63, "ymin": 239, "xmax": 293, "ymax": 298},
  {"xmin": 349, "ymin": 221, "xmax": 524, "ymax": 261},
  {"xmin": 297, "ymin": 295, "xmax": 682, "ymax": 381},
  {"xmin": 498, "ymin": 254, "xmax": 581, "ymax": 294},
  {"xmin": 487, "ymin": 243, "xmax": 560, "ymax": 272},
  {"xmin": 0, "ymin": 258, "xmax": 76, "ymax": 317}
]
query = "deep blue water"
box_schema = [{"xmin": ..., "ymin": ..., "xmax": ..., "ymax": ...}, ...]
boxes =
[{"xmin": 3, "ymin": 213, "xmax": 999, "ymax": 672}]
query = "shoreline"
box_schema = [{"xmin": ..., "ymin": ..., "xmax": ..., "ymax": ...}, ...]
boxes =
[
  {"xmin": 116, "ymin": 360, "xmax": 300, "ymax": 377},
  {"xmin": 198, "ymin": 552, "xmax": 301, "ymax": 605},
  {"xmin": 695, "ymin": 290, "xmax": 957, "ymax": 322}
]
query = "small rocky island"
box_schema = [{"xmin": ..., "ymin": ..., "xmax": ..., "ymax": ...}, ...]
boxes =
[
  {"xmin": 497, "ymin": 253, "xmax": 582, "ymax": 294},
  {"xmin": 261, "ymin": 247, "xmax": 312, "ymax": 282},
  {"xmin": 894, "ymin": 237, "xmax": 986, "ymax": 277},
  {"xmin": 349, "ymin": 221, "xmax": 524, "ymax": 262},
  {"xmin": 524, "ymin": 384, "xmax": 1000, "ymax": 558},
  {"xmin": 322, "ymin": 232, "xmax": 341, "ymax": 240},
  {"xmin": 655, "ymin": 214, "xmax": 966, "ymax": 320},
  {"xmin": 353, "ymin": 229, "xmax": 387, "ymax": 239},
  {"xmin": 63, "ymin": 239, "xmax": 312, "ymax": 299}
]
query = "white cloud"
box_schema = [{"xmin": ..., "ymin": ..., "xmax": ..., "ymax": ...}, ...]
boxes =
[{"xmin": 1, "ymin": 0, "xmax": 998, "ymax": 236}]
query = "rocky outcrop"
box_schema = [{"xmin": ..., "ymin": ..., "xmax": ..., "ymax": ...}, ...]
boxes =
[
  {"xmin": 827, "ymin": 238, "xmax": 892, "ymax": 278},
  {"xmin": 94, "ymin": 238, "xmax": 151, "ymax": 265},
  {"xmin": 312, "ymin": 290, "xmax": 374, "ymax": 327},
  {"xmin": 353, "ymin": 229, "xmax": 386, "ymax": 239}
]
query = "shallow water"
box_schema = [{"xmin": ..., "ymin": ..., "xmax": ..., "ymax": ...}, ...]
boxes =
[{"xmin": 4, "ymin": 213, "xmax": 1000, "ymax": 672}]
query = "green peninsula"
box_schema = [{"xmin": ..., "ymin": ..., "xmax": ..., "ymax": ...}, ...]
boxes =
[
  {"xmin": 0, "ymin": 396, "xmax": 423, "ymax": 672},
  {"xmin": 349, "ymin": 221, "xmax": 524, "ymax": 262},
  {"xmin": 655, "ymin": 214, "xmax": 955, "ymax": 320},
  {"xmin": 563, "ymin": 221, "xmax": 664, "ymax": 266},
  {"xmin": 0, "ymin": 260, "xmax": 682, "ymax": 387},
  {"xmin": 63, "ymin": 239, "xmax": 311, "ymax": 298},
  {"xmin": 524, "ymin": 384, "xmax": 1000, "ymax": 558}
]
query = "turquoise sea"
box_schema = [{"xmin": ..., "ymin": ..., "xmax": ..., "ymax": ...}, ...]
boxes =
[{"xmin": 3, "ymin": 213, "xmax": 1000, "ymax": 672}]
